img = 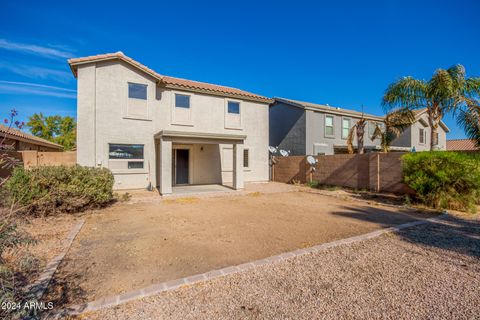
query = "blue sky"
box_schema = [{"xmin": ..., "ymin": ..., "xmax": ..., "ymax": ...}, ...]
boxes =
[{"xmin": 0, "ymin": 0, "xmax": 479, "ymax": 139}]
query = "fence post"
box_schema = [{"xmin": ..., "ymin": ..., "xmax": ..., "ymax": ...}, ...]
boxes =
[{"xmin": 376, "ymin": 153, "xmax": 380, "ymax": 192}]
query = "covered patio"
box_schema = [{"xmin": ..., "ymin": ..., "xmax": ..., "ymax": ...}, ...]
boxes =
[{"xmin": 155, "ymin": 130, "xmax": 246, "ymax": 195}]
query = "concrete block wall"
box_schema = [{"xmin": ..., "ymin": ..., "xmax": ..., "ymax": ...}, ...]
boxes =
[{"xmin": 272, "ymin": 152, "xmax": 413, "ymax": 194}]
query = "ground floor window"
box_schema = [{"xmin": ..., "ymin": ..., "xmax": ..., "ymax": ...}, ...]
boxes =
[
  {"xmin": 108, "ymin": 143, "xmax": 144, "ymax": 170},
  {"xmin": 243, "ymin": 148, "xmax": 249, "ymax": 168}
]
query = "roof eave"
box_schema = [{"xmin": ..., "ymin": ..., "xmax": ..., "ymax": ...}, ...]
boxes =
[
  {"xmin": 0, "ymin": 132, "xmax": 63, "ymax": 150},
  {"xmin": 160, "ymin": 83, "xmax": 272, "ymax": 104},
  {"xmin": 273, "ymin": 98, "xmax": 384, "ymax": 121}
]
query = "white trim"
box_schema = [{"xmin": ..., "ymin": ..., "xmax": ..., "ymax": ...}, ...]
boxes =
[
  {"xmin": 341, "ymin": 117, "xmax": 351, "ymax": 140},
  {"xmin": 324, "ymin": 115, "xmax": 334, "ymax": 138}
]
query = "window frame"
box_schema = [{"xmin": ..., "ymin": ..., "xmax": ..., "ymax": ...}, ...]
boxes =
[
  {"xmin": 175, "ymin": 93, "xmax": 191, "ymax": 109},
  {"xmin": 341, "ymin": 117, "xmax": 351, "ymax": 140},
  {"xmin": 243, "ymin": 148, "xmax": 250, "ymax": 169},
  {"xmin": 128, "ymin": 82, "xmax": 147, "ymax": 100},
  {"xmin": 419, "ymin": 128, "xmax": 425, "ymax": 144},
  {"xmin": 107, "ymin": 143, "xmax": 145, "ymax": 172},
  {"xmin": 324, "ymin": 115, "xmax": 335, "ymax": 138},
  {"xmin": 227, "ymin": 101, "xmax": 241, "ymax": 114}
]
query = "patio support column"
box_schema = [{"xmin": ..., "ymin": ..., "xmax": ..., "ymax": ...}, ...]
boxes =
[
  {"xmin": 159, "ymin": 139, "xmax": 172, "ymax": 195},
  {"xmin": 232, "ymin": 143, "xmax": 244, "ymax": 190}
]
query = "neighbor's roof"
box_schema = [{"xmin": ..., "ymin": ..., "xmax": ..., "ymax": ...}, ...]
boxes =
[
  {"xmin": 0, "ymin": 124, "xmax": 63, "ymax": 150},
  {"xmin": 68, "ymin": 52, "xmax": 272, "ymax": 104},
  {"xmin": 446, "ymin": 139, "xmax": 479, "ymax": 151},
  {"xmin": 273, "ymin": 97, "xmax": 385, "ymax": 121}
]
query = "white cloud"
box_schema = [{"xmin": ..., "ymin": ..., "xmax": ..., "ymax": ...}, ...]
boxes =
[
  {"xmin": 0, "ymin": 39, "xmax": 73, "ymax": 59},
  {"xmin": 0, "ymin": 80, "xmax": 76, "ymax": 99},
  {"xmin": 0, "ymin": 62, "xmax": 71, "ymax": 83}
]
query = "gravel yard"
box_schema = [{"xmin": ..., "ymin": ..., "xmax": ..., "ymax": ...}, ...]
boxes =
[{"xmin": 84, "ymin": 214, "xmax": 480, "ymax": 320}]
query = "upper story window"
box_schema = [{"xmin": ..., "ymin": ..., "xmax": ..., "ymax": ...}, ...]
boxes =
[
  {"xmin": 419, "ymin": 128, "xmax": 425, "ymax": 144},
  {"xmin": 128, "ymin": 83, "xmax": 147, "ymax": 100},
  {"xmin": 369, "ymin": 121, "xmax": 378, "ymax": 138},
  {"xmin": 342, "ymin": 118, "xmax": 350, "ymax": 139},
  {"xmin": 228, "ymin": 101, "xmax": 240, "ymax": 114},
  {"xmin": 325, "ymin": 115, "xmax": 334, "ymax": 137},
  {"xmin": 175, "ymin": 94, "xmax": 190, "ymax": 109}
]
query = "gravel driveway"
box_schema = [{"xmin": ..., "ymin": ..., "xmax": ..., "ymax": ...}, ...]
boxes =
[{"xmin": 83, "ymin": 214, "xmax": 480, "ymax": 320}]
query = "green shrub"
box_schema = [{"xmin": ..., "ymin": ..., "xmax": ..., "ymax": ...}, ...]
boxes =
[
  {"xmin": 306, "ymin": 180, "xmax": 319, "ymax": 188},
  {"xmin": 5, "ymin": 165, "xmax": 114, "ymax": 216},
  {"xmin": 402, "ymin": 152, "xmax": 480, "ymax": 212}
]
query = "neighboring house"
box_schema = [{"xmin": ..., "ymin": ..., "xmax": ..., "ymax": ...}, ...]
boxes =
[
  {"xmin": 269, "ymin": 98, "xmax": 387, "ymax": 155},
  {"xmin": 391, "ymin": 108, "xmax": 449, "ymax": 151},
  {"xmin": 68, "ymin": 52, "xmax": 271, "ymax": 193},
  {"xmin": 0, "ymin": 124, "xmax": 63, "ymax": 151},
  {"xmin": 446, "ymin": 139, "xmax": 479, "ymax": 152}
]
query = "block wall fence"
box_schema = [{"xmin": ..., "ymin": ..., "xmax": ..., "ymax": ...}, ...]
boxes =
[{"xmin": 271, "ymin": 152, "xmax": 413, "ymax": 194}]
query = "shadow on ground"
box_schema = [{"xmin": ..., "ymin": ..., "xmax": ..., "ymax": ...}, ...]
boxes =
[
  {"xmin": 333, "ymin": 206, "xmax": 480, "ymax": 259},
  {"xmin": 43, "ymin": 257, "xmax": 87, "ymax": 310}
]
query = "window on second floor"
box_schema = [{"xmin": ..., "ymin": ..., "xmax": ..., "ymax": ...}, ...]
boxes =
[
  {"xmin": 128, "ymin": 83, "xmax": 147, "ymax": 100},
  {"xmin": 419, "ymin": 128, "xmax": 425, "ymax": 144},
  {"xmin": 175, "ymin": 94, "xmax": 190, "ymax": 109},
  {"xmin": 342, "ymin": 118, "xmax": 350, "ymax": 139},
  {"xmin": 369, "ymin": 121, "xmax": 377, "ymax": 138},
  {"xmin": 325, "ymin": 115, "xmax": 334, "ymax": 137},
  {"xmin": 228, "ymin": 101, "xmax": 240, "ymax": 114}
]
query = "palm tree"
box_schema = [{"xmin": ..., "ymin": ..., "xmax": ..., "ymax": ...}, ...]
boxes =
[
  {"xmin": 371, "ymin": 108, "xmax": 416, "ymax": 152},
  {"xmin": 346, "ymin": 116, "xmax": 367, "ymax": 154},
  {"xmin": 382, "ymin": 65, "xmax": 480, "ymax": 150}
]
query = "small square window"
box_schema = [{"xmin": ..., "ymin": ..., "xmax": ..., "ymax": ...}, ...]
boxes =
[
  {"xmin": 175, "ymin": 94, "xmax": 190, "ymax": 109},
  {"xmin": 128, "ymin": 83, "xmax": 147, "ymax": 100},
  {"xmin": 128, "ymin": 161, "xmax": 144, "ymax": 169},
  {"xmin": 228, "ymin": 101, "xmax": 240, "ymax": 114}
]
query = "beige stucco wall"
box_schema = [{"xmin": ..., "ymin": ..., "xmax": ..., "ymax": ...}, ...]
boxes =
[{"xmin": 76, "ymin": 60, "xmax": 269, "ymax": 189}]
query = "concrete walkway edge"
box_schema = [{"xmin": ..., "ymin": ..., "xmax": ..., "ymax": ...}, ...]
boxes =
[{"xmin": 54, "ymin": 214, "xmax": 447, "ymax": 317}]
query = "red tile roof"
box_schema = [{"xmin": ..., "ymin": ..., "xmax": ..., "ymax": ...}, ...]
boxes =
[
  {"xmin": 446, "ymin": 139, "xmax": 479, "ymax": 151},
  {"xmin": 0, "ymin": 124, "xmax": 63, "ymax": 150},
  {"xmin": 68, "ymin": 52, "xmax": 272, "ymax": 103}
]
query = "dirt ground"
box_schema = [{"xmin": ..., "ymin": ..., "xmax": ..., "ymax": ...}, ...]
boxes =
[{"xmin": 47, "ymin": 186, "xmax": 438, "ymax": 306}]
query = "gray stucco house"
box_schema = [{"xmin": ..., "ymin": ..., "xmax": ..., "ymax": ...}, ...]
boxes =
[
  {"xmin": 269, "ymin": 98, "xmax": 449, "ymax": 155},
  {"xmin": 390, "ymin": 108, "xmax": 449, "ymax": 151}
]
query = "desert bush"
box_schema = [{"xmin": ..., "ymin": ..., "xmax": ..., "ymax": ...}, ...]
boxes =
[
  {"xmin": 402, "ymin": 152, "xmax": 480, "ymax": 212},
  {"xmin": 5, "ymin": 165, "xmax": 114, "ymax": 216},
  {"xmin": 0, "ymin": 208, "xmax": 39, "ymax": 319}
]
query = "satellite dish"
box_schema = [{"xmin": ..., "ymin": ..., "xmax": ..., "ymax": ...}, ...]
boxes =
[
  {"xmin": 306, "ymin": 155, "xmax": 317, "ymax": 165},
  {"xmin": 279, "ymin": 149, "xmax": 289, "ymax": 157},
  {"xmin": 268, "ymin": 146, "xmax": 277, "ymax": 154}
]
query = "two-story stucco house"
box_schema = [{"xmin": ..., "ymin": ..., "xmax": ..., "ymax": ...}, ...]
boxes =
[
  {"xmin": 391, "ymin": 108, "xmax": 449, "ymax": 151},
  {"xmin": 68, "ymin": 52, "xmax": 271, "ymax": 193},
  {"xmin": 269, "ymin": 98, "xmax": 387, "ymax": 155},
  {"xmin": 269, "ymin": 98, "xmax": 449, "ymax": 155}
]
